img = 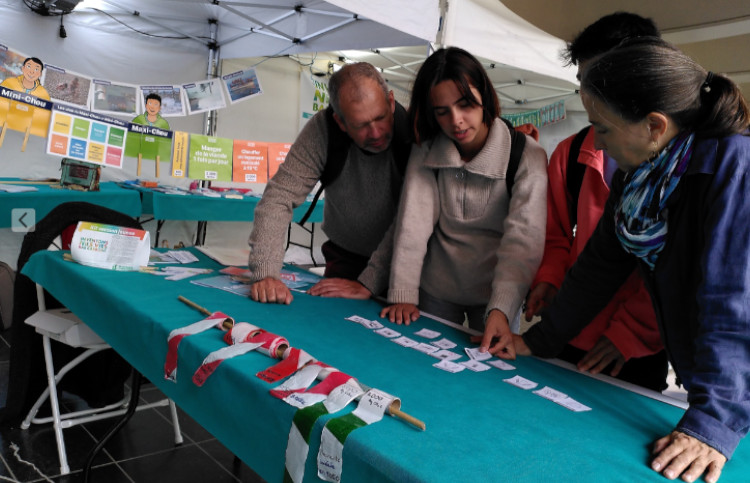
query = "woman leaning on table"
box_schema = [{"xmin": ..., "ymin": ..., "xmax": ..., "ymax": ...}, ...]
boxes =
[{"xmin": 481, "ymin": 37, "xmax": 750, "ymax": 483}]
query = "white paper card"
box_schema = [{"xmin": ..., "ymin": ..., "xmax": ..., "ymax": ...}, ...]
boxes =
[
  {"xmin": 392, "ymin": 336, "xmax": 418, "ymax": 348},
  {"xmin": 557, "ymin": 397, "xmax": 592, "ymax": 412},
  {"xmin": 433, "ymin": 359, "xmax": 466, "ymax": 373},
  {"xmin": 345, "ymin": 315, "xmax": 370, "ymax": 325},
  {"xmin": 503, "ymin": 375, "xmax": 538, "ymax": 390},
  {"xmin": 0, "ymin": 184, "xmax": 37, "ymax": 192},
  {"xmin": 165, "ymin": 250, "xmax": 199, "ymax": 264},
  {"xmin": 533, "ymin": 386, "xmax": 568, "ymax": 402},
  {"xmin": 432, "ymin": 338, "xmax": 457, "ymax": 349},
  {"xmin": 374, "ymin": 327, "xmax": 401, "ymax": 338},
  {"xmin": 430, "ymin": 349, "xmax": 463, "ymax": 361},
  {"xmin": 461, "ymin": 360, "xmax": 492, "ymax": 372},
  {"xmin": 361, "ymin": 319, "xmax": 384, "ymax": 330},
  {"xmin": 487, "ymin": 359, "xmax": 516, "ymax": 371},
  {"xmin": 413, "ymin": 343, "xmax": 439, "ymax": 354},
  {"xmin": 465, "ymin": 347, "xmax": 493, "ymax": 361},
  {"xmin": 414, "ymin": 328, "xmax": 441, "ymax": 339}
]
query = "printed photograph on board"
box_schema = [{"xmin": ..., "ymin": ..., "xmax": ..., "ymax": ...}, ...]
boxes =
[
  {"xmin": 183, "ymin": 78, "xmax": 226, "ymax": 115},
  {"xmin": 139, "ymin": 85, "xmax": 185, "ymax": 117},
  {"xmin": 221, "ymin": 67, "xmax": 263, "ymax": 104},
  {"xmin": 91, "ymin": 79, "xmax": 138, "ymax": 116},
  {"xmin": 42, "ymin": 65, "xmax": 92, "ymax": 109}
]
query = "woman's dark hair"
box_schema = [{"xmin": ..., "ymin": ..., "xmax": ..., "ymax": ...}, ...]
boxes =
[
  {"xmin": 409, "ymin": 47, "xmax": 500, "ymax": 145},
  {"xmin": 581, "ymin": 37, "xmax": 749, "ymax": 138}
]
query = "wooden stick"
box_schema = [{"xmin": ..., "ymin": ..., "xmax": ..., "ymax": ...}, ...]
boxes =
[
  {"xmin": 177, "ymin": 295, "xmax": 234, "ymax": 330},
  {"xmin": 389, "ymin": 405, "xmax": 426, "ymax": 431},
  {"xmin": 351, "ymin": 379, "xmax": 425, "ymax": 431},
  {"xmin": 0, "ymin": 121, "xmax": 6, "ymax": 148},
  {"xmin": 177, "ymin": 295, "xmax": 212, "ymax": 316},
  {"xmin": 156, "ymin": 154, "xmax": 160, "ymax": 178},
  {"xmin": 137, "ymin": 153, "xmax": 142, "ymax": 177},
  {"xmin": 21, "ymin": 125, "xmax": 30, "ymax": 152}
]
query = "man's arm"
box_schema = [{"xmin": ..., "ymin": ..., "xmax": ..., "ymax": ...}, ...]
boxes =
[{"xmin": 247, "ymin": 112, "xmax": 331, "ymax": 301}]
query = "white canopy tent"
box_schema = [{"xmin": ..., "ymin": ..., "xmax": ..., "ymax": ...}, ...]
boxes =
[
  {"xmin": 2, "ymin": 0, "xmax": 578, "ymax": 110},
  {"xmin": 0, "ymin": 0, "xmax": 581, "ymax": 264}
]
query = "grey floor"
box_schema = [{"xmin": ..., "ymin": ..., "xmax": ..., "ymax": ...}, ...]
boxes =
[{"xmin": 0, "ymin": 328, "xmax": 266, "ymax": 483}]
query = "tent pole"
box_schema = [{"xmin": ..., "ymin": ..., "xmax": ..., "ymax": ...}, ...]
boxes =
[
  {"xmin": 197, "ymin": 18, "xmax": 220, "ymax": 246},
  {"xmin": 204, "ymin": 19, "xmax": 220, "ymax": 138}
]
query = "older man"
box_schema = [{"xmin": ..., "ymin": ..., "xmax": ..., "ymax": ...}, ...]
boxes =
[{"xmin": 247, "ymin": 63, "xmax": 411, "ymax": 304}]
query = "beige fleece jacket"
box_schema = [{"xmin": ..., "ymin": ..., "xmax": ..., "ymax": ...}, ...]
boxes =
[{"xmin": 388, "ymin": 118, "xmax": 547, "ymax": 320}]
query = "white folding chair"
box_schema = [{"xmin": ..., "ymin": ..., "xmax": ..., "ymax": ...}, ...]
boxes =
[{"xmin": 21, "ymin": 283, "xmax": 183, "ymax": 475}]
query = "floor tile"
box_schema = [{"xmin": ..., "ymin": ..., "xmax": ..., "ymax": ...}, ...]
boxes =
[
  {"xmin": 116, "ymin": 444, "xmax": 246, "ymax": 483},
  {"xmin": 83, "ymin": 406, "xmax": 185, "ymax": 462},
  {"xmin": 0, "ymin": 422, "xmax": 109, "ymax": 481},
  {"xmin": 199, "ymin": 439, "xmax": 266, "ymax": 483}
]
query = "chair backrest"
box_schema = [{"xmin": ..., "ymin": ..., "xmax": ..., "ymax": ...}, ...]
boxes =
[{"xmin": 0, "ymin": 202, "xmax": 143, "ymax": 424}]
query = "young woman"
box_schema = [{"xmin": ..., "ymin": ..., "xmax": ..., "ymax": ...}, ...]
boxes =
[
  {"xmin": 380, "ymin": 47, "xmax": 547, "ymax": 357},
  {"xmin": 485, "ymin": 38, "xmax": 750, "ymax": 482}
]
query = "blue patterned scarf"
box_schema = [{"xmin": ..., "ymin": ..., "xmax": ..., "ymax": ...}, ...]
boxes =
[{"xmin": 615, "ymin": 132, "xmax": 695, "ymax": 270}]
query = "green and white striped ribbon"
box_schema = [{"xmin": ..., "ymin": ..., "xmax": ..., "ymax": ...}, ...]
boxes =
[
  {"xmin": 317, "ymin": 388, "xmax": 399, "ymax": 482},
  {"xmin": 283, "ymin": 378, "xmax": 365, "ymax": 483}
]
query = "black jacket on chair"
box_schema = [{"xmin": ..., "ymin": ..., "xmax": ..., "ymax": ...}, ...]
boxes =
[{"xmin": 0, "ymin": 202, "xmax": 141, "ymax": 424}]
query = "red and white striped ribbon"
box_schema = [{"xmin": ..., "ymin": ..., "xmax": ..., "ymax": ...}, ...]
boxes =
[{"xmin": 164, "ymin": 311, "xmax": 233, "ymax": 382}]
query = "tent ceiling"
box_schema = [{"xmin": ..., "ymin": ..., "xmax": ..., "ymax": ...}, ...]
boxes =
[
  {"xmin": 65, "ymin": 0, "xmax": 435, "ymax": 57},
  {"xmin": 326, "ymin": 47, "xmax": 579, "ymax": 111},
  {"xmin": 10, "ymin": 0, "xmax": 582, "ymax": 112}
]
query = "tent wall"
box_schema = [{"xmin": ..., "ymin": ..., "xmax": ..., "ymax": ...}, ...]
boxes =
[{"xmin": 443, "ymin": 0, "xmax": 577, "ymax": 84}]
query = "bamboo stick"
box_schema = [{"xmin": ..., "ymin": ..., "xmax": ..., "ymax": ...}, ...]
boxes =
[{"xmin": 21, "ymin": 125, "xmax": 30, "ymax": 152}]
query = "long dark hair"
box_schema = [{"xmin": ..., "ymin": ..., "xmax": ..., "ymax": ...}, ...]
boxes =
[
  {"xmin": 409, "ymin": 47, "xmax": 500, "ymax": 145},
  {"xmin": 581, "ymin": 37, "xmax": 749, "ymax": 138}
]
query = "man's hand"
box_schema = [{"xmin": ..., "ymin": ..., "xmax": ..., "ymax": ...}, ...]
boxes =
[
  {"xmin": 249, "ymin": 277, "xmax": 293, "ymax": 305},
  {"xmin": 476, "ymin": 310, "xmax": 516, "ymax": 359},
  {"xmin": 380, "ymin": 303, "xmax": 420, "ymax": 325},
  {"xmin": 577, "ymin": 336, "xmax": 626, "ymax": 376},
  {"xmin": 308, "ymin": 279, "xmax": 372, "ymax": 299},
  {"xmin": 524, "ymin": 282, "xmax": 557, "ymax": 321},
  {"xmin": 651, "ymin": 431, "xmax": 726, "ymax": 483}
]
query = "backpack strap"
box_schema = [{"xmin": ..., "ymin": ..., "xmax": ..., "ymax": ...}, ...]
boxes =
[
  {"xmin": 501, "ymin": 118, "xmax": 527, "ymax": 196},
  {"xmin": 297, "ymin": 107, "xmax": 350, "ymax": 225},
  {"xmin": 566, "ymin": 126, "xmax": 590, "ymax": 230},
  {"xmin": 298, "ymin": 103, "xmax": 411, "ymax": 225}
]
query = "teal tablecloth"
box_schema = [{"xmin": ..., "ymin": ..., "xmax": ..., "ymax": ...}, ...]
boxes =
[
  {"xmin": 0, "ymin": 179, "xmax": 142, "ymax": 228},
  {"xmin": 128, "ymin": 185, "xmax": 324, "ymax": 223},
  {"xmin": 22, "ymin": 250, "xmax": 750, "ymax": 482}
]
